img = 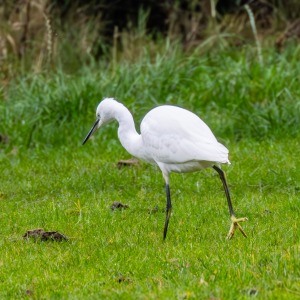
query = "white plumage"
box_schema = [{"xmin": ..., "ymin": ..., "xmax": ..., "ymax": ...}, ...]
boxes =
[
  {"xmin": 141, "ymin": 105, "xmax": 229, "ymax": 165},
  {"xmin": 83, "ymin": 98, "xmax": 247, "ymax": 240}
]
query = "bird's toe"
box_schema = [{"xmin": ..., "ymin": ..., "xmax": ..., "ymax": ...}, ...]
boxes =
[{"xmin": 227, "ymin": 216, "xmax": 248, "ymax": 239}]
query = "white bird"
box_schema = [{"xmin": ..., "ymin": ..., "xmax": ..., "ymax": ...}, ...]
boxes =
[{"xmin": 83, "ymin": 98, "xmax": 247, "ymax": 240}]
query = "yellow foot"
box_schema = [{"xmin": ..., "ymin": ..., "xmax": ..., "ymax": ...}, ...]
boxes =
[{"xmin": 227, "ymin": 215, "xmax": 248, "ymax": 239}]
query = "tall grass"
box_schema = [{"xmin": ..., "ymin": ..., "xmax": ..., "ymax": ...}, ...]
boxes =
[
  {"xmin": 1, "ymin": 42, "xmax": 300, "ymax": 152},
  {"xmin": 1, "ymin": 1, "xmax": 299, "ymax": 79}
]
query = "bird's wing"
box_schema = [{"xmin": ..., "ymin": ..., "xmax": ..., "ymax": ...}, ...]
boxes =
[{"xmin": 140, "ymin": 106, "xmax": 229, "ymax": 164}]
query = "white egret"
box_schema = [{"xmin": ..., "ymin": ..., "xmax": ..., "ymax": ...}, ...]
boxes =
[{"xmin": 83, "ymin": 98, "xmax": 247, "ymax": 240}]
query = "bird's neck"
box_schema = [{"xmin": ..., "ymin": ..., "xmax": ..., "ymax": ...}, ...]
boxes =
[{"xmin": 114, "ymin": 104, "xmax": 144, "ymax": 159}]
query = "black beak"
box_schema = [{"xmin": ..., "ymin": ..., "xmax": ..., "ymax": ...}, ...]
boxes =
[{"xmin": 82, "ymin": 119, "xmax": 100, "ymax": 145}]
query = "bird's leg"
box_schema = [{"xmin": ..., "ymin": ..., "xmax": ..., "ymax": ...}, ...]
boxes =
[
  {"xmin": 213, "ymin": 165, "xmax": 248, "ymax": 239},
  {"xmin": 163, "ymin": 184, "xmax": 172, "ymax": 240}
]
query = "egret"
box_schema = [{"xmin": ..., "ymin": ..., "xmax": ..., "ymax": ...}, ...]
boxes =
[{"xmin": 83, "ymin": 98, "xmax": 247, "ymax": 240}]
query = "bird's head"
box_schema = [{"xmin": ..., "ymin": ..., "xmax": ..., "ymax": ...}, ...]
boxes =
[{"xmin": 82, "ymin": 98, "xmax": 118, "ymax": 145}]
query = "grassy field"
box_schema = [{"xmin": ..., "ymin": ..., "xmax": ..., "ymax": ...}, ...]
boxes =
[
  {"xmin": 1, "ymin": 139, "xmax": 299, "ymax": 299},
  {"xmin": 0, "ymin": 44, "xmax": 300, "ymax": 299}
]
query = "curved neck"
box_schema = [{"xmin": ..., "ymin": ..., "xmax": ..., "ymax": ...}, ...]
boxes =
[{"xmin": 114, "ymin": 104, "xmax": 144, "ymax": 159}]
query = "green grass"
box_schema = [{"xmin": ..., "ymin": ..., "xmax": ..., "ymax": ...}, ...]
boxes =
[
  {"xmin": 1, "ymin": 44, "xmax": 300, "ymax": 150},
  {"xmin": 1, "ymin": 43, "xmax": 300, "ymax": 298},
  {"xmin": 0, "ymin": 138, "xmax": 299, "ymax": 299}
]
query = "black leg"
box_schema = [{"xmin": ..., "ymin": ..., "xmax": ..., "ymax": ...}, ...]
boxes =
[
  {"xmin": 213, "ymin": 165, "xmax": 248, "ymax": 239},
  {"xmin": 213, "ymin": 165, "xmax": 235, "ymax": 217},
  {"xmin": 163, "ymin": 184, "xmax": 172, "ymax": 240}
]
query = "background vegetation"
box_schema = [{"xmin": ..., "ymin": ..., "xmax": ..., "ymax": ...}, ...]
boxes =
[
  {"xmin": 0, "ymin": 0, "xmax": 300, "ymax": 299},
  {"xmin": 1, "ymin": 0, "xmax": 300, "ymax": 149}
]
